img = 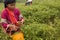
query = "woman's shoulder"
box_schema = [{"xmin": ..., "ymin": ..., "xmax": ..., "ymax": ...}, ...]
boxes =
[
  {"xmin": 1, "ymin": 9, "xmax": 8, "ymax": 18},
  {"xmin": 14, "ymin": 8, "xmax": 21, "ymax": 14},
  {"xmin": 14, "ymin": 8, "xmax": 20, "ymax": 11},
  {"xmin": 2, "ymin": 8, "xmax": 7, "ymax": 14}
]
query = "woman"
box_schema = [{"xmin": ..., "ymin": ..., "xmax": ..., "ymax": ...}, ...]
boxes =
[{"xmin": 1, "ymin": 0, "xmax": 24, "ymax": 40}]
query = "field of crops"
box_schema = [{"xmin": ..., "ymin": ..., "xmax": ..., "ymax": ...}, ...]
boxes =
[{"xmin": 0, "ymin": 0, "xmax": 60, "ymax": 40}]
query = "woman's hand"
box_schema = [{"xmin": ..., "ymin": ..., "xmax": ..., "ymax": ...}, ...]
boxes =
[
  {"xmin": 7, "ymin": 24, "xmax": 17, "ymax": 31},
  {"xmin": 18, "ymin": 19, "xmax": 24, "ymax": 25},
  {"xmin": 17, "ymin": 21, "xmax": 24, "ymax": 26}
]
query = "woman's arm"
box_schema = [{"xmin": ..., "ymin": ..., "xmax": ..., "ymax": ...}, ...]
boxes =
[{"xmin": 1, "ymin": 10, "xmax": 9, "ymax": 30}]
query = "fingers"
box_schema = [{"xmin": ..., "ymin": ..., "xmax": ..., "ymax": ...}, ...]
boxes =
[
  {"xmin": 8, "ymin": 25, "xmax": 17, "ymax": 31},
  {"xmin": 7, "ymin": 24, "xmax": 20, "ymax": 31}
]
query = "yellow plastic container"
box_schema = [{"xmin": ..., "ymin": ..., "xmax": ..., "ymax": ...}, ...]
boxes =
[{"xmin": 11, "ymin": 32, "xmax": 24, "ymax": 40}]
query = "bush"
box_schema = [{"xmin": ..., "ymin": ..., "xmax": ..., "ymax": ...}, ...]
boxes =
[
  {"xmin": 21, "ymin": 23, "xmax": 56, "ymax": 40},
  {"xmin": 0, "ymin": 0, "xmax": 60, "ymax": 40},
  {"xmin": 18, "ymin": 4, "xmax": 59, "ymax": 24}
]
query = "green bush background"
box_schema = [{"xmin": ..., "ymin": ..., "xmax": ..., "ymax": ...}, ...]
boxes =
[{"xmin": 0, "ymin": 0, "xmax": 60, "ymax": 40}]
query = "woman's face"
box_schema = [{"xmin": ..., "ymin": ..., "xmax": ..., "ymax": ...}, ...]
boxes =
[{"xmin": 7, "ymin": 3, "xmax": 16, "ymax": 10}]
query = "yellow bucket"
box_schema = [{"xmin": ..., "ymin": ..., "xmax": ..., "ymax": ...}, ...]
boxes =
[{"xmin": 11, "ymin": 32, "xmax": 25, "ymax": 40}]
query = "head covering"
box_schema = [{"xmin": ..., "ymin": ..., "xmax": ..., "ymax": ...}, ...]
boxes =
[{"xmin": 4, "ymin": 0, "xmax": 16, "ymax": 8}]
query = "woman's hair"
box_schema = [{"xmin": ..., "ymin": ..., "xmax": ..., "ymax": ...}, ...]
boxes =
[{"xmin": 4, "ymin": 0, "xmax": 16, "ymax": 8}]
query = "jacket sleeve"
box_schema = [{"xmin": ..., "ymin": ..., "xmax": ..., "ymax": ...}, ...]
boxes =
[
  {"xmin": 1, "ymin": 10, "xmax": 9, "ymax": 30},
  {"xmin": 19, "ymin": 14, "xmax": 24, "ymax": 21},
  {"xmin": 17, "ymin": 9, "xmax": 24, "ymax": 21}
]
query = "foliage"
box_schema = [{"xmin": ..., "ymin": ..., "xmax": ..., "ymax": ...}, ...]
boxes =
[{"xmin": 0, "ymin": 0, "xmax": 60, "ymax": 40}]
